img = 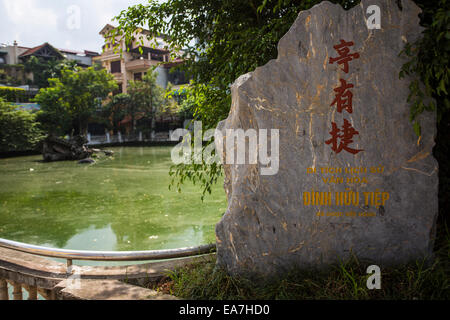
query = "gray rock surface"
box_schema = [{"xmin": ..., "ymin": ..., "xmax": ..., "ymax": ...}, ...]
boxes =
[{"xmin": 215, "ymin": 0, "xmax": 438, "ymax": 278}]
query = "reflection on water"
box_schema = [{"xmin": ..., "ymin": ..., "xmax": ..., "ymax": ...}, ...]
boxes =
[{"xmin": 0, "ymin": 147, "xmax": 226, "ymax": 265}]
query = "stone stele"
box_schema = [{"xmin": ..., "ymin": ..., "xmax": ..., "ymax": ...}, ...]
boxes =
[{"xmin": 215, "ymin": 0, "xmax": 438, "ymax": 278}]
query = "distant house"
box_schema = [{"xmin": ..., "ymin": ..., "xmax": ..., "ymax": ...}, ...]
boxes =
[
  {"xmin": 0, "ymin": 41, "xmax": 100, "ymax": 92},
  {"xmin": 18, "ymin": 42, "xmax": 65, "ymax": 62},
  {"xmin": 0, "ymin": 41, "xmax": 32, "ymax": 65},
  {"xmin": 94, "ymin": 24, "xmax": 188, "ymax": 94},
  {"xmin": 0, "ymin": 41, "xmax": 99, "ymax": 67}
]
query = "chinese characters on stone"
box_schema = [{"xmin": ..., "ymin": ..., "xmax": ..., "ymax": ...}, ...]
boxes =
[{"xmin": 326, "ymin": 39, "xmax": 363, "ymax": 155}]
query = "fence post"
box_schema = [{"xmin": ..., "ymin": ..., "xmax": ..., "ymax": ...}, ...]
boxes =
[
  {"xmin": 24, "ymin": 285, "xmax": 38, "ymax": 300},
  {"xmin": 12, "ymin": 282, "xmax": 22, "ymax": 300}
]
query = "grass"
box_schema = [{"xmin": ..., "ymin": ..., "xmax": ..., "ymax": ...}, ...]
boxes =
[{"xmin": 149, "ymin": 223, "xmax": 449, "ymax": 300}]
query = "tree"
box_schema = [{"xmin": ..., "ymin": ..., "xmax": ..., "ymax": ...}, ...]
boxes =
[
  {"xmin": 400, "ymin": 0, "xmax": 449, "ymax": 135},
  {"xmin": 0, "ymin": 98, "xmax": 45, "ymax": 152},
  {"xmin": 24, "ymin": 56, "xmax": 77, "ymax": 88},
  {"xmin": 111, "ymin": 0, "xmax": 449, "ymax": 197},
  {"xmin": 161, "ymin": 82, "xmax": 183, "ymax": 118},
  {"xmin": 127, "ymin": 70, "xmax": 164, "ymax": 135},
  {"xmin": 103, "ymin": 93, "xmax": 131, "ymax": 134},
  {"xmin": 34, "ymin": 66, "xmax": 118, "ymax": 136},
  {"xmin": 111, "ymin": 0, "xmax": 358, "ymax": 197},
  {"xmin": 34, "ymin": 85, "xmax": 72, "ymax": 136}
]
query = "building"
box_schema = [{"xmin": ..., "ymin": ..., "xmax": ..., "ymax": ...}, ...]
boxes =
[
  {"xmin": 59, "ymin": 48, "xmax": 100, "ymax": 68},
  {"xmin": 0, "ymin": 41, "xmax": 31, "ymax": 65},
  {"xmin": 94, "ymin": 24, "xmax": 187, "ymax": 94},
  {"xmin": 0, "ymin": 41, "xmax": 100, "ymax": 102},
  {"xmin": 0, "ymin": 41, "xmax": 99, "ymax": 68}
]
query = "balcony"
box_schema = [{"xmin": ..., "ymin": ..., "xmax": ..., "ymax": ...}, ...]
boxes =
[
  {"xmin": 112, "ymin": 73, "xmax": 123, "ymax": 81},
  {"xmin": 125, "ymin": 58, "xmax": 157, "ymax": 71}
]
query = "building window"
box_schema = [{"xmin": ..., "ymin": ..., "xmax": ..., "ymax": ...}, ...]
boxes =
[
  {"xmin": 0, "ymin": 57, "xmax": 5, "ymax": 64},
  {"xmin": 110, "ymin": 60, "xmax": 121, "ymax": 73},
  {"xmin": 134, "ymin": 72, "xmax": 142, "ymax": 81}
]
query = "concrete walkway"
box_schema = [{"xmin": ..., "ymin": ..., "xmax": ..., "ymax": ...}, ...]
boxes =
[
  {"xmin": 0, "ymin": 246, "xmax": 213, "ymax": 300},
  {"xmin": 55, "ymin": 279, "xmax": 177, "ymax": 300}
]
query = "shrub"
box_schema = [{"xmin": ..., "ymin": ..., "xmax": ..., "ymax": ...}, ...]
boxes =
[
  {"xmin": 0, "ymin": 98, "xmax": 45, "ymax": 152},
  {"xmin": 0, "ymin": 86, "xmax": 27, "ymax": 102}
]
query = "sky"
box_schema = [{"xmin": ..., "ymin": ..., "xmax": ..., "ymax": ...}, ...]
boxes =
[{"xmin": 0, "ymin": 0, "xmax": 150, "ymax": 53}]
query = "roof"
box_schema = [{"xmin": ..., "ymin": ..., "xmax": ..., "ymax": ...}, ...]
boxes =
[
  {"xmin": 59, "ymin": 48, "xmax": 82, "ymax": 55},
  {"xmin": 19, "ymin": 42, "xmax": 64, "ymax": 59},
  {"xmin": 58, "ymin": 48, "xmax": 100, "ymax": 57},
  {"xmin": 99, "ymin": 24, "xmax": 171, "ymax": 40},
  {"xmin": 99, "ymin": 24, "xmax": 116, "ymax": 36},
  {"xmin": 19, "ymin": 43, "xmax": 48, "ymax": 57},
  {"xmin": 84, "ymin": 50, "xmax": 100, "ymax": 56}
]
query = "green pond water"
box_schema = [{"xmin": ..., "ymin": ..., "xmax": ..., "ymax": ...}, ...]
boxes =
[{"xmin": 0, "ymin": 146, "xmax": 227, "ymax": 266}]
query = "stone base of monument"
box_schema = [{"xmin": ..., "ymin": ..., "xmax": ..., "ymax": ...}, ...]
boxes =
[{"xmin": 215, "ymin": 0, "xmax": 438, "ymax": 279}]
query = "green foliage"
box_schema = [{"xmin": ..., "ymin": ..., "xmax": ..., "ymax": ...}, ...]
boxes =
[
  {"xmin": 102, "ymin": 71, "xmax": 166, "ymax": 135},
  {"xmin": 166, "ymin": 84, "xmax": 225, "ymax": 200},
  {"xmin": 113, "ymin": 0, "xmax": 447, "ymax": 197},
  {"xmin": 24, "ymin": 56, "xmax": 78, "ymax": 88},
  {"xmin": 0, "ymin": 86, "xmax": 26, "ymax": 102},
  {"xmin": 34, "ymin": 86, "xmax": 72, "ymax": 136},
  {"xmin": 168, "ymin": 86, "xmax": 194, "ymax": 120},
  {"xmin": 169, "ymin": 160, "xmax": 223, "ymax": 201},
  {"xmin": 103, "ymin": 93, "xmax": 132, "ymax": 133},
  {"xmin": 159, "ymin": 83, "xmax": 179, "ymax": 114},
  {"xmin": 34, "ymin": 66, "xmax": 117, "ymax": 135},
  {"xmin": 0, "ymin": 65, "xmax": 26, "ymax": 87},
  {"xmin": 400, "ymin": 0, "xmax": 450, "ymax": 135},
  {"xmin": 0, "ymin": 98, "xmax": 45, "ymax": 152},
  {"xmin": 127, "ymin": 70, "xmax": 165, "ymax": 134},
  {"xmin": 113, "ymin": 0, "xmax": 358, "ymax": 197}
]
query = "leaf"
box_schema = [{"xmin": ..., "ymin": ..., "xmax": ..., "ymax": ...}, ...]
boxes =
[{"xmin": 413, "ymin": 121, "xmax": 421, "ymax": 137}]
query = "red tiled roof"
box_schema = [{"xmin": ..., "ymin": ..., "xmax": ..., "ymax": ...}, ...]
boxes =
[
  {"xmin": 19, "ymin": 43, "xmax": 48, "ymax": 57},
  {"xmin": 19, "ymin": 42, "xmax": 63, "ymax": 58}
]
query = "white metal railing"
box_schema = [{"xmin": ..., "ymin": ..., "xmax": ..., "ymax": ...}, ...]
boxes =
[
  {"xmin": 0, "ymin": 237, "xmax": 216, "ymax": 268},
  {"xmin": 0, "ymin": 238, "xmax": 216, "ymax": 300}
]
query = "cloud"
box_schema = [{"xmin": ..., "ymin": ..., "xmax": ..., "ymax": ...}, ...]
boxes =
[
  {"xmin": 3, "ymin": 0, "xmax": 57, "ymax": 26},
  {"xmin": 0, "ymin": 0, "xmax": 148, "ymax": 52}
]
